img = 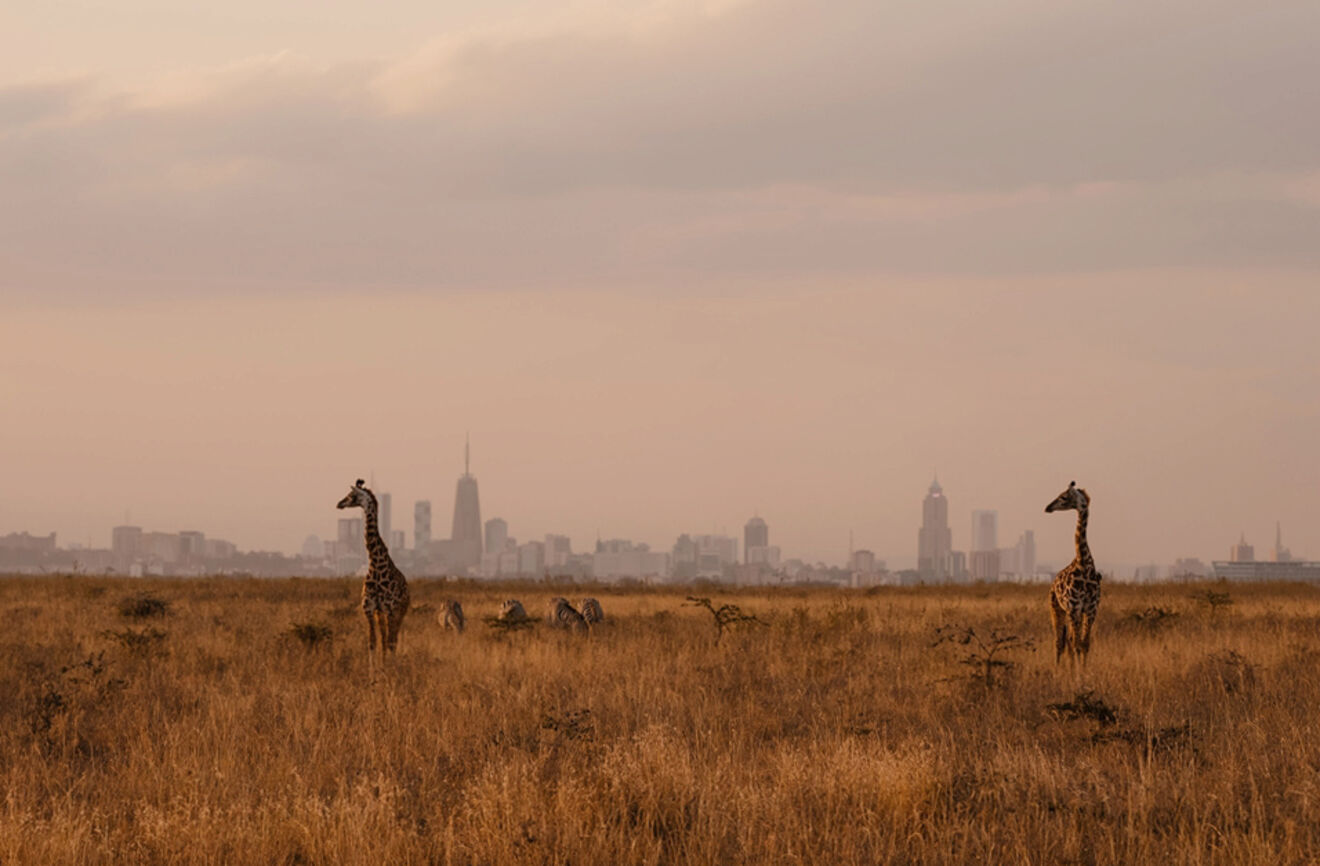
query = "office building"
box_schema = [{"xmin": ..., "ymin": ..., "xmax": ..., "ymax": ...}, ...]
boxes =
[
  {"xmin": 1230, "ymin": 533, "xmax": 1254, "ymax": 563},
  {"xmin": 918, "ymin": 478, "xmax": 953, "ymax": 582},
  {"xmin": 414, "ymin": 501, "xmax": 432, "ymax": 551},
  {"xmin": 485, "ymin": 518, "xmax": 508, "ymax": 555},
  {"xmin": 744, "ymin": 517, "xmax": 769, "ymax": 563}
]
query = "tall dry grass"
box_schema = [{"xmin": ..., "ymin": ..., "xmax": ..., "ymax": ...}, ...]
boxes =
[{"xmin": 1, "ymin": 576, "xmax": 1318, "ymax": 865}]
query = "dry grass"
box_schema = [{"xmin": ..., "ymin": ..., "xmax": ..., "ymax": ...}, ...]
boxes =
[{"xmin": 1, "ymin": 575, "xmax": 1319, "ymax": 865}]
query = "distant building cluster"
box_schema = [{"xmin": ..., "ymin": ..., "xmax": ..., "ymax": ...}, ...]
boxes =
[
  {"xmin": 3, "ymin": 455, "xmax": 1313, "ymax": 584},
  {"xmin": 911, "ymin": 478, "xmax": 1040, "ymax": 585},
  {"xmin": 0, "ymin": 526, "xmax": 261, "ymax": 576}
]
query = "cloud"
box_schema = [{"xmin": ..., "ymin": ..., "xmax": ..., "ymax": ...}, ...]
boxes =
[{"xmin": 2, "ymin": 0, "xmax": 1319, "ymax": 298}]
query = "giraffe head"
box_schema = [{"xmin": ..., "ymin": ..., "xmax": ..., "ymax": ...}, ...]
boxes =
[
  {"xmin": 336, "ymin": 479, "xmax": 376, "ymax": 510},
  {"xmin": 1044, "ymin": 481, "xmax": 1090, "ymax": 514}
]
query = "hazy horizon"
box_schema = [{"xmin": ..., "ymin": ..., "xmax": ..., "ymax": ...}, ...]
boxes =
[{"xmin": 3, "ymin": 1, "xmax": 1318, "ymax": 568}]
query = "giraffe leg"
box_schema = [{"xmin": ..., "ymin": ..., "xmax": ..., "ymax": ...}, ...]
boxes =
[
  {"xmin": 385, "ymin": 609, "xmax": 401, "ymax": 653},
  {"xmin": 1068, "ymin": 612, "xmax": 1086, "ymax": 666},
  {"xmin": 365, "ymin": 609, "xmax": 378, "ymax": 654},
  {"xmin": 1077, "ymin": 612, "xmax": 1095, "ymax": 664},
  {"xmin": 1049, "ymin": 592, "xmax": 1068, "ymax": 664},
  {"xmin": 375, "ymin": 610, "xmax": 390, "ymax": 657}
]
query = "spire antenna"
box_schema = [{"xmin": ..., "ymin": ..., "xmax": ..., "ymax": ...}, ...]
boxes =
[{"xmin": 465, "ymin": 432, "xmax": 470, "ymax": 476}]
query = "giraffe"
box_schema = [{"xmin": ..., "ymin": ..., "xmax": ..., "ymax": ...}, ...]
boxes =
[
  {"xmin": 1045, "ymin": 481, "xmax": 1100, "ymax": 664},
  {"xmin": 337, "ymin": 479, "xmax": 410, "ymax": 656}
]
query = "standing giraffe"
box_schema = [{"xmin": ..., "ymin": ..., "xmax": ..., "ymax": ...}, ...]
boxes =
[
  {"xmin": 337, "ymin": 479, "xmax": 410, "ymax": 656},
  {"xmin": 1045, "ymin": 481, "xmax": 1100, "ymax": 664}
]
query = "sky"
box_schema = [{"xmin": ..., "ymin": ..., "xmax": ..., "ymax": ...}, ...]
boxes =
[{"xmin": 3, "ymin": 0, "xmax": 1319, "ymax": 569}]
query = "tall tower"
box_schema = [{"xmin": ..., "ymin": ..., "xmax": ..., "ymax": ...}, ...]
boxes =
[
  {"xmin": 450, "ymin": 434, "xmax": 483, "ymax": 571},
  {"xmin": 917, "ymin": 477, "xmax": 952, "ymax": 581},
  {"xmin": 743, "ymin": 516, "xmax": 768, "ymax": 564},
  {"xmin": 414, "ymin": 500, "xmax": 432, "ymax": 551}
]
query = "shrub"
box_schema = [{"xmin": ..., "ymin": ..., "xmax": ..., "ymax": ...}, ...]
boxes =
[
  {"xmin": 288, "ymin": 622, "xmax": 334, "ymax": 650},
  {"xmin": 117, "ymin": 593, "xmax": 170, "ymax": 619},
  {"xmin": 100, "ymin": 627, "xmax": 169, "ymax": 655}
]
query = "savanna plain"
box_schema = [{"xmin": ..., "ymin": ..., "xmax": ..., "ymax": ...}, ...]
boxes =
[{"xmin": 2, "ymin": 576, "xmax": 1319, "ymax": 865}]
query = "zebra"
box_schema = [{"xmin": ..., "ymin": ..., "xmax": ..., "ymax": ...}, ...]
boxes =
[
  {"xmin": 579, "ymin": 597, "xmax": 605, "ymax": 626},
  {"xmin": 546, "ymin": 597, "xmax": 588, "ymax": 632},
  {"xmin": 439, "ymin": 599, "xmax": 465, "ymax": 633},
  {"xmin": 497, "ymin": 599, "xmax": 529, "ymax": 622}
]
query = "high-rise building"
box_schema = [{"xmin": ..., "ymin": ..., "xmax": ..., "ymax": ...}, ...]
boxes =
[
  {"xmin": 389, "ymin": 530, "xmax": 406, "ymax": 552},
  {"xmin": 338, "ymin": 517, "xmax": 364, "ymax": 556},
  {"xmin": 672, "ymin": 534, "xmax": 738, "ymax": 580},
  {"xmin": 544, "ymin": 534, "xmax": 572, "ymax": 570},
  {"xmin": 1273, "ymin": 523, "xmax": 1292, "ymax": 563},
  {"xmin": 1230, "ymin": 533, "xmax": 1254, "ymax": 563},
  {"xmin": 518, "ymin": 540, "xmax": 545, "ymax": 576},
  {"xmin": 450, "ymin": 436, "xmax": 483, "ymax": 571},
  {"xmin": 1019, "ymin": 529, "xmax": 1036, "ymax": 580},
  {"xmin": 112, "ymin": 525, "xmax": 142, "ymax": 560},
  {"xmin": 970, "ymin": 510, "xmax": 999, "ymax": 582},
  {"xmin": 917, "ymin": 478, "xmax": 953, "ymax": 581},
  {"xmin": 379, "ymin": 492, "xmax": 392, "ymax": 548},
  {"xmin": 485, "ymin": 518, "xmax": 508, "ymax": 555},
  {"xmin": 971, "ymin": 510, "xmax": 998, "ymax": 553},
  {"xmin": 744, "ymin": 517, "xmax": 768, "ymax": 564},
  {"xmin": 414, "ymin": 501, "xmax": 432, "ymax": 551},
  {"xmin": 179, "ymin": 531, "xmax": 206, "ymax": 559}
]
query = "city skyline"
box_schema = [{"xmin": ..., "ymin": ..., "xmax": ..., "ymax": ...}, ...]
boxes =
[{"xmin": 5, "ymin": 460, "xmax": 1307, "ymax": 577}]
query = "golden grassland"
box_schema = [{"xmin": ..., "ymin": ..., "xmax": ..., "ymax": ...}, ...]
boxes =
[{"xmin": 2, "ymin": 576, "xmax": 1319, "ymax": 865}]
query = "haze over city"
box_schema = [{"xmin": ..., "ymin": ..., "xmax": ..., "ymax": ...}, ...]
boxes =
[{"xmin": 3, "ymin": 0, "xmax": 1319, "ymax": 570}]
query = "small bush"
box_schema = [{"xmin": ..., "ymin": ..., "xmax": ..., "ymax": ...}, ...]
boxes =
[
  {"xmin": 685, "ymin": 596, "xmax": 767, "ymax": 645},
  {"xmin": 288, "ymin": 622, "xmax": 335, "ymax": 650},
  {"xmin": 1046, "ymin": 691, "xmax": 1121, "ymax": 726},
  {"xmin": 100, "ymin": 627, "xmax": 169, "ymax": 654},
  {"xmin": 117, "ymin": 593, "xmax": 170, "ymax": 619},
  {"xmin": 483, "ymin": 615, "xmax": 536, "ymax": 634},
  {"xmin": 1122, "ymin": 606, "xmax": 1181, "ymax": 630},
  {"xmin": 932, "ymin": 624, "xmax": 1034, "ymax": 688}
]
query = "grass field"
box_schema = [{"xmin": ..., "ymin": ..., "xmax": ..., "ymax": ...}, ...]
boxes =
[{"xmin": 2, "ymin": 576, "xmax": 1318, "ymax": 865}]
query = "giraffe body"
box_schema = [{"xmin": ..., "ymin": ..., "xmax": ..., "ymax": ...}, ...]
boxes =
[
  {"xmin": 1045, "ymin": 482, "xmax": 1100, "ymax": 664},
  {"xmin": 337, "ymin": 480, "xmax": 410, "ymax": 655}
]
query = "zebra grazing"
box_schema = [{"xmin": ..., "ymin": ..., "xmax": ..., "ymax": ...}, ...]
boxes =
[
  {"xmin": 498, "ymin": 599, "xmax": 529, "ymax": 622},
  {"xmin": 547, "ymin": 597, "xmax": 588, "ymax": 632},
  {"xmin": 439, "ymin": 599, "xmax": 465, "ymax": 633},
  {"xmin": 579, "ymin": 597, "xmax": 605, "ymax": 626}
]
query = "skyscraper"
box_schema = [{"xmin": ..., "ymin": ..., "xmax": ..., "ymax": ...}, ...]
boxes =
[
  {"xmin": 970, "ymin": 509, "xmax": 999, "ymax": 582},
  {"xmin": 485, "ymin": 517, "xmax": 508, "ymax": 554},
  {"xmin": 450, "ymin": 436, "xmax": 483, "ymax": 571},
  {"xmin": 917, "ymin": 478, "xmax": 952, "ymax": 582},
  {"xmin": 414, "ymin": 500, "xmax": 432, "ymax": 551},
  {"xmin": 744, "ymin": 516, "xmax": 768, "ymax": 564},
  {"xmin": 1230, "ymin": 533, "xmax": 1254, "ymax": 563}
]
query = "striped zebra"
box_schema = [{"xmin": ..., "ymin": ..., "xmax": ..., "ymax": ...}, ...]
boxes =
[
  {"xmin": 498, "ymin": 599, "xmax": 529, "ymax": 622},
  {"xmin": 546, "ymin": 597, "xmax": 588, "ymax": 632},
  {"xmin": 579, "ymin": 597, "xmax": 605, "ymax": 626},
  {"xmin": 439, "ymin": 599, "xmax": 465, "ymax": 633}
]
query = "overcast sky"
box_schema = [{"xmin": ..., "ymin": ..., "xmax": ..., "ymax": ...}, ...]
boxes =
[{"xmin": 3, "ymin": 0, "xmax": 1318, "ymax": 568}]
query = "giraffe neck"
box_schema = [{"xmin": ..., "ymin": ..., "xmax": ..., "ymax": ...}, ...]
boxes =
[
  {"xmin": 1074, "ymin": 506, "xmax": 1093, "ymax": 571},
  {"xmin": 361, "ymin": 498, "xmax": 395, "ymax": 573}
]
